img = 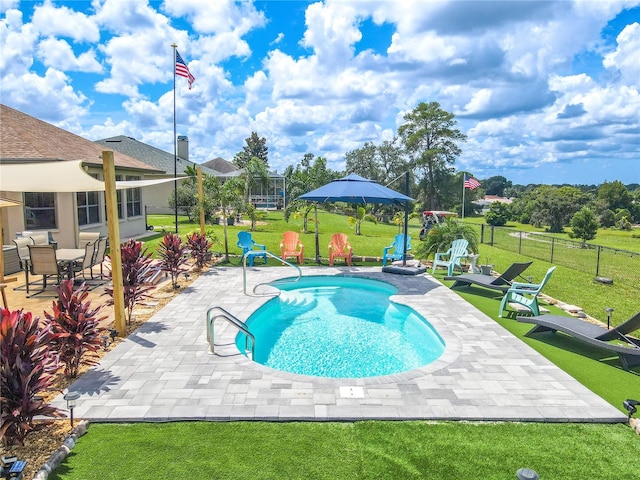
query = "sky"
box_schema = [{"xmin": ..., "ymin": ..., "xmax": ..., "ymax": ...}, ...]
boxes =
[{"xmin": 1, "ymin": 0, "xmax": 639, "ymax": 187}]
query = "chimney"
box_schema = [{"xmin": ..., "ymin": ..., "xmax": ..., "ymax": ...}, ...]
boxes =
[{"xmin": 177, "ymin": 135, "xmax": 189, "ymax": 162}]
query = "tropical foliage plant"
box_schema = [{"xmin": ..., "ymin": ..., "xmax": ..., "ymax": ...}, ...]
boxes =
[
  {"xmin": 415, "ymin": 217, "xmax": 479, "ymax": 259},
  {"xmin": 104, "ymin": 239, "xmax": 156, "ymax": 324},
  {"xmin": 186, "ymin": 231, "xmax": 213, "ymax": 270},
  {"xmin": 45, "ymin": 280, "xmax": 107, "ymax": 378},
  {"xmin": 158, "ymin": 232, "xmax": 189, "ymax": 288},
  {"xmin": 0, "ymin": 308, "xmax": 63, "ymax": 446}
]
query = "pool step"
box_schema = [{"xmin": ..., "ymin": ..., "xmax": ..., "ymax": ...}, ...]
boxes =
[{"xmin": 278, "ymin": 291, "xmax": 317, "ymax": 309}]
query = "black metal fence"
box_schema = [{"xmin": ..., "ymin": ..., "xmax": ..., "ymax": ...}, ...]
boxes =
[{"xmin": 479, "ymin": 225, "xmax": 640, "ymax": 288}]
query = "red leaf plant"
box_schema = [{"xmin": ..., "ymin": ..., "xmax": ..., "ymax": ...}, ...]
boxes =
[
  {"xmin": 45, "ymin": 279, "xmax": 107, "ymax": 379},
  {"xmin": 0, "ymin": 308, "xmax": 64, "ymax": 447},
  {"xmin": 104, "ymin": 239, "xmax": 156, "ymax": 324},
  {"xmin": 186, "ymin": 231, "xmax": 213, "ymax": 271},
  {"xmin": 158, "ymin": 232, "xmax": 189, "ymax": 288}
]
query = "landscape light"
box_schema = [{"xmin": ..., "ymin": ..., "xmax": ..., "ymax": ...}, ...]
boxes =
[
  {"xmin": 64, "ymin": 391, "xmax": 81, "ymax": 427},
  {"xmin": 516, "ymin": 467, "xmax": 540, "ymax": 480},
  {"xmin": 605, "ymin": 307, "xmax": 614, "ymax": 329}
]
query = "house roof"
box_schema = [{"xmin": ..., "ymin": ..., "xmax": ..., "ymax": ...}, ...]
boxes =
[
  {"xmin": 0, "ymin": 104, "xmax": 162, "ymax": 173},
  {"xmin": 201, "ymin": 157, "xmax": 237, "ymax": 173},
  {"xmin": 95, "ymin": 135, "xmax": 221, "ymax": 177}
]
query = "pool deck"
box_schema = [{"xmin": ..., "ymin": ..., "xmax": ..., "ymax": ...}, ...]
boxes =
[{"xmin": 52, "ymin": 266, "xmax": 626, "ymax": 423}]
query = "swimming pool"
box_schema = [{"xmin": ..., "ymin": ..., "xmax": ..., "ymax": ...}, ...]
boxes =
[{"xmin": 236, "ymin": 276, "xmax": 445, "ymax": 378}]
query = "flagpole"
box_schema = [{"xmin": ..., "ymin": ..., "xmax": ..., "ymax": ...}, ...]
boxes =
[
  {"xmin": 171, "ymin": 43, "xmax": 178, "ymax": 234},
  {"xmin": 461, "ymin": 173, "xmax": 466, "ymax": 221}
]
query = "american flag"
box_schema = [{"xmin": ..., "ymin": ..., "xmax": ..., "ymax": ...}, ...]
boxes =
[
  {"xmin": 464, "ymin": 174, "xmax": 481, "ymax": 190},
  {"xmin": 175, "ymin": 50, "xmax": 195, "ymax": 89}
]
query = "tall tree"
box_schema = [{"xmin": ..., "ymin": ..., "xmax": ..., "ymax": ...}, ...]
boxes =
[
  {"xmin": 529, "ymin": 185, "xmax": 588, "ymax": 233},
  {"xmin": 483, "ymin": 175, "xmax": 512, "ymax": 196},
  {"xmin": 240, "ymin": 156, "xmax": 270, "ymax": 204},
  {"xmin": 598, "ymin": 180, "xmax": 632, "ymax": 212},
  {"xmin": 398, "ymin": 102, "xmax": 466, "ymax": 210},
  {"xmin": 345, "ymin": 142, "xmax": 382, "ymax": 182},
  {"xmin": 233, "ymin": 132, "xmax": 269, "ymax": 169}
]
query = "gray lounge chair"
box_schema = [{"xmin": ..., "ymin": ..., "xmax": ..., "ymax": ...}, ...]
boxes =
[
  {"xmin": 444, "ymin": 261, "xmax": 533, "ymax": 293},
  {"xmin": 517, "ymin": 312, "xmax": 640, "ymax": 370}
]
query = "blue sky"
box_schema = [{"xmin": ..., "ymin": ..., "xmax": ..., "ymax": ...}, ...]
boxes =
[{"xmin": 1, "ymin": 0, "xmax": 639, "ymax": 186}]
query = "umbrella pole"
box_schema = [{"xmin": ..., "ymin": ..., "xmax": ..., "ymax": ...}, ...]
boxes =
[
  {"xmin": 315, "ymin": 204, "xmax": 321, "ymax": 264},
  {"xmin": 402, "ymin": 172, "xmax": 409, "ymax": 266}
]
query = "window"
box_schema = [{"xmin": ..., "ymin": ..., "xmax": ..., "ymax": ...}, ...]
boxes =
[
  {"xmin": 126, "ymin": 176, "xmax": 142, "ymax": 217},
  {"xmin": 24, "ymin": 192, "xmax": 57, "ymax": 229},
  {"xmin": 77, "ymin": 191, "xmax": 101, "ymax": 226},
  {"xmin": 116, "ymin": 175, "xmax": 124, "ymax": 219}
]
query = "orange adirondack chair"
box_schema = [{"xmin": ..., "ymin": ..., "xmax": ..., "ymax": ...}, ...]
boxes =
[
  {"xmin": 280, "ymin": 231, "xmax": 304, "ymax": 264},
  {"xmin": 328, "ymin": 233, "xmax": 352, "ymax": 266}
]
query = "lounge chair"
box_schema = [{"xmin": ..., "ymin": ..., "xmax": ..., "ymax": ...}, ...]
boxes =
[
  {"xmin": 444, "ymin": 261, "xmax": 533, "ymax": 293},
  {"xmin": 328, "ymin": 233, "xmax": 352, "ymax": 266},
  {"xmin": 498, "ymin": 266, "xmax": 556, "ymax": 317},
  {"xmin": 237, "ymin": 231, "xmax": 267, "ymax": 266},
  {"xmin": 280, "ymin": 231, "xmax": 304, "ymax": 264},
  {"xmin": 431, "ymin": 238, "xmax": 469, "ymax": 276},
  {"xmin": 382, "ymin": 234, "xmax": 412, "ymax": 266},
  {"xmin": 517, "ymin": 311, "xmax": 640, "ymax": 370}
]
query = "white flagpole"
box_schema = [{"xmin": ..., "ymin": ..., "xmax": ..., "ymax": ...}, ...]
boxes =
[
  {"xmin": 171, "ymin": 43, "xmax": 178, "ymax": 233},
  {"xmin": 461, "ymin": 173, "xmax": 466, "ymax": 221}
]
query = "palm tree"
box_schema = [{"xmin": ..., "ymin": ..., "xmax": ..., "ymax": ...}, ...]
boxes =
[{"xmin": 415, "ymin": 218, "xmax": 478, "ymax": 260}]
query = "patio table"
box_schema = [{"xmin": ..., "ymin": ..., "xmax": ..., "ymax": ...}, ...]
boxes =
[{"xmin": 56, "ymin": 248, "xmax": 85, "ymax": 279}]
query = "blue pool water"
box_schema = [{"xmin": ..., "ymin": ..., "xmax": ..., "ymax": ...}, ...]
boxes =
[{"xmin": 236, "ymin": 276, "xmax": 445, "ymax": 378}]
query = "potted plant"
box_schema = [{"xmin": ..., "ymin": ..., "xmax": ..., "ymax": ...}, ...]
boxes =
[{"xmin": 480, "ymin": 257, "xmax": 494, "ymax": 275}]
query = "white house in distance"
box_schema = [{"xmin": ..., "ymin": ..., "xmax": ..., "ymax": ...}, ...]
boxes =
[
  {"xmin": 474, "ymin": 195, "xmax": 514, "ymax": 215},
  {"xmin": 0, "ymin": 104, "xmax": 164, "ymax": 250}
]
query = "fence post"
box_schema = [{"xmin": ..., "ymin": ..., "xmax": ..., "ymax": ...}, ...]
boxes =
[
  {"xmin": 550, "ymin": 237, "xmax": 554, "ymax": 263},
  {"xmin": 596, "ymin": 245, "xmax": 601, "ymax": 277},
  {"xmin": 480, "ymin": 224, "xmax": 485, "ymax": 244},
  {"xmin": 490, "ymin": 225, "xmax": 494, "ymax": 246},
  {"xmin": 518, "ymin": 231, "xmax": 522, "ymax": 255}
]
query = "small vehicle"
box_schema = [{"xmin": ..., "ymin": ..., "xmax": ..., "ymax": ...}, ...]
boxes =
[{"xmin": 419, "ymin": 210, "xmax": 458, "ymax": 239}]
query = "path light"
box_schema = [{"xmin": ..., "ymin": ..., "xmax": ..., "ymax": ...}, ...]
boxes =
[
  {"xmin": 516, "ymin": 468, "xmax": 539, "ymax": 480},
  {"xmin": 64, "ymin": 391, "xmax": 81, "ymax": 427},
  {"xmin": 605, "ymin": 307, "xmax": 614, "ymax": 329}
]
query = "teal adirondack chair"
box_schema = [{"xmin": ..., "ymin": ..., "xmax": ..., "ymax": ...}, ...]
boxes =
[
  {"xmin": 382, "ymin": 234, "xmax": 412, "ymax": 266},
  {"xmin": 237, "ymin": 231, "xmax": 267, "ymax": 266},
  {"xmin": 499, "ymin": 266, "xmax": 556, "ymax": 317},
  {"xmin": 431, "ymin": 239, "xmax": 469, "ymax": 276}
]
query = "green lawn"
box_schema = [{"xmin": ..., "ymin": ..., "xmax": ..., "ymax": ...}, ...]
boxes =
[
  {"xmin": 52, "ymin": 422, "xmax": 639, "ymax": 479},
  {"xmin": 55, "ymin": 211, "xmax": 640, "ymax": 479}
]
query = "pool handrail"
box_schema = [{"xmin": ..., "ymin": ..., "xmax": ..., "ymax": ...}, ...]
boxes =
[
  {"xmin": 242, "ymin": 250, "xmax": 302, "ymax": 296},
  {"xmin": 206, "ymin": 306, "xmax": 255, "ymax": 360}
]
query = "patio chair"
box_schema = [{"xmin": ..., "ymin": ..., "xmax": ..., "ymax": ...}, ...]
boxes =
[
  {"xmin": 30, "ymin": 233, "xmax": 49, "ymax": 246},
  {"xmin": 328, "ymin": 233, "xmax": 353, "ymax": 266},
  {"xmin": 90, "ymin": 237, "xmax": 108, "ymax": 280},
  {"xmin": 280, "ymin": 231, "xmax": 304, "ymax": 264},
  {"xmin": 237, "ymin": 231, "xmax": 267, "ymax": 266},
  {"xmin": 26, "ymin": 244, "xmax": 67, "ymax": 297},
  {"xmin": 431, "ymin": 238, "xmax": 469, "ymax": 276},
  {"xmin": 78, "ymin": 231, "xmax": 100, "ymax": 249},
  {"xmin": 382, "ymin": 234, "xmax": 412, "ymax": 266},
  {"xmin": 444, "ymin": 261, "xmax": 533, "ymax": 293},
  {"xmin": 517, "ymin": 311, "xmax": 640, "ymax": 370},
  {"xmin": 498, "ymin": 266, "xmax": 556, "ymax": 317},
  {"xmin": 12, "ymin": 237, "xmax": 33, "ymax": 291},
  {"xmin": 71, "ymin": 240, "xmax": 97, "ymax": 280}
]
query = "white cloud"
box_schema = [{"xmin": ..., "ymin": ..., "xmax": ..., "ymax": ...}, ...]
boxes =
[
  {"xmin": 603, "ymin": 22, "xmax": 640, "ymax": 86},
  {"xmin": 31, "ymin": 0, "xmax": 99, "ymax": 42},
  {"xmin": 36, "ymin": 37, "xmax": 103, "ymax": 72}
]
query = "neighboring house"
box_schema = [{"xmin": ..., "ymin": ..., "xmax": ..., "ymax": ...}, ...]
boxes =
[
  {"xmin": 474, "ymin": 195, "xmax": 514, "ymax": 215},
  {"xmin": 95, "ymin": 135, "xmax": 221, "ymax": 214},
  {"xmin": 0, "ymin": 104, "xmax": 164, "ymax": 248},
  {"xmin": 201, "ymin": 157, "xmax": 286, "ymax": 210}
]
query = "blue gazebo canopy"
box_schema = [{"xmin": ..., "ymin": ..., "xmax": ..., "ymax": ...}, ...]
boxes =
[{"xmin": 298, "ymin": 174, "xmax": 413, "ymax": 205}]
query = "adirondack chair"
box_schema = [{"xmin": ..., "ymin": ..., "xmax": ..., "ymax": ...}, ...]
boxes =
[
  {"xmin": 499, "ymin": 266, "xmax": 556, "ymax": 317},
  {"xmin": 280, "ymin": 231, "xmax": 304, "ymax": 264},
  {"xmin": 382, "ymin": 234, "xmax": 412, "ymax": 266},
  {"xmin": 431, "ymin": 239, "xmax": 469, "ymax": 276},
  {"xmin": 237, "ymin": 231, "xmax": 267, "ymax": 266},
  {"xmin": 328, "ymin": 233, "xmax": 353, "ymax": 266}
]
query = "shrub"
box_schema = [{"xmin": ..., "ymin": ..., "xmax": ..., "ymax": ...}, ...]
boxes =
[
  {"xmin": 186, "ymin": 231, "xmax": 213, "ymax": 271},
  {"xmin": 415, "ymin": 218, "xmax": 479, "ymax": 259},
  {"xmin": 45, "ymin": 280, "xmax": 107, "ymax": 378},
  {"xmin": 569, "ymin": 207, "xmax": 598, "ymax": 246},
  {"xmin": 0, "ymin": 308, "xmax": 63, "ymax": 446},
  {"xmin": 104, "ymin": 239, "xmax": 156, "ymax": 324},
  {"xmin": 158, "ymin": 232, "xmax": 189, "ymax": 288}
]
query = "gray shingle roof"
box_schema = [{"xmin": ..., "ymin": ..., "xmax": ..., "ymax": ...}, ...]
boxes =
[{"xmin": 95, "ymin": 135, "xmax": 221, "ymax": 176}]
